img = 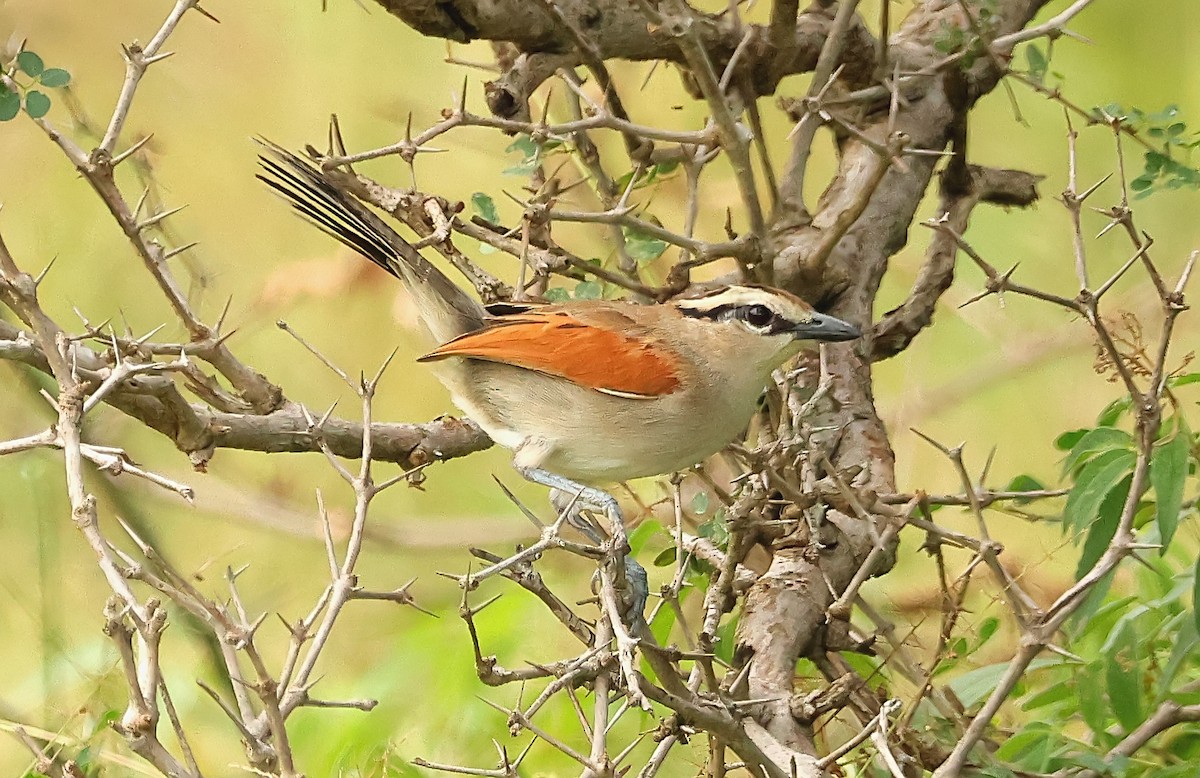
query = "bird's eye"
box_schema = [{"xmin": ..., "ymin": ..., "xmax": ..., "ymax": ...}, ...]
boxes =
[{"xmin": 743, "ymin": 304, "xmax": 774, "ymax": 328}]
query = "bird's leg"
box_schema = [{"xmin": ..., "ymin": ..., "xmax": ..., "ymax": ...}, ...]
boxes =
[{"xmin": 518, "ymin": 467, "xmax": 648, "ymax": 625}]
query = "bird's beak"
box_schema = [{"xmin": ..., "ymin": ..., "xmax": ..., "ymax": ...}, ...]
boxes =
[{"xmin": 791, "ymin": 312, "xmax": 861, "ymax": 342}]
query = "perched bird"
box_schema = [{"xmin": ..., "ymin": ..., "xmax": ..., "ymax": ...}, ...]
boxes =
[{"xmin": 257, "ymin": 144, "xmax": 861, "ymax": 619}]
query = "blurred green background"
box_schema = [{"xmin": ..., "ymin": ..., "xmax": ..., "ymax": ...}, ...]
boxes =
[{"xmin": 0, "ymin": 0, "xmax": 1197, "ymax": 774}]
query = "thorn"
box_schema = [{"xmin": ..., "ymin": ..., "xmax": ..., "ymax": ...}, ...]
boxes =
[
  {"xmin": 368, "ymin": 346, "xmax": 400, "ymax": 389},
  {"xmin": 161, "ymin": 241, "xmax": 199, "ymax": 261},
  {"xmin": 142, "ymin": 50, "xmax": 176, "ymax": 66},
  {"xmin": 1095, "ymin": 218, "xmax": 1122, "ymax": 240},
  {"xmin": 1077, "ymin": 172, "xmax": 1113, "ymax": 202},
  {"xmin": 137, "ymin": 204, "xmax": 187, "ymax": 232},
  {"xmin": 317, "ymin": 400, "xmax": 339, "ymax": 429},
  {"xmin": 193, "ymin": 3, "xmax": 222, "ymax": 23},
  {"xmin": 133, "ymin": 186, "xmax": 152, "ymax": 219},
  {"xmin": 214, "ymin": 296, "xmax": 234, "ymax": 333},
  {"xmin": 34, "ymin": 255, "xmax": 58, "ymax": 287},
  {"xmin": 111, "ymin": 133, "xmax": 154, "ymax": 167},
  {"xmin": 134, "ymin": 322, "xmax": 167, "ymax": 345},
  {"xmin": 211, "ymin": 327, "xmax": 238, "ymax": 348}
]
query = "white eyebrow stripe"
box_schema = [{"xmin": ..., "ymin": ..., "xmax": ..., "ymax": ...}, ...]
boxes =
[{"xmin": 676, "ymin": 287, "xmax": 815, "ymax": 320}]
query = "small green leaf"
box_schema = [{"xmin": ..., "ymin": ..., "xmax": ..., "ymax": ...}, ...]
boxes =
[
  {"xmin": 1151, "ymin": 423, "xmax": 1190, "ymax": 551},
  {"xmin": 1194, "ymin": 555, "xmax": 1200, "ymax": 634},
  {"xmin": 627, "ymin": 519, "xmax": 661, "ymax": 554},
  {"xmin": 0, "ymin": 90, "xmax": 20, "ymax": 121},
  {"xmin": 573, "ymin": 280, "xmax": 603, "ymax": 300},
  {"xmin": 542, "ymin": 287, "xmax": 570, "ymax": 302},
  {"xmin": 1063, "ymin": 448, "xmax": 1135, "ymax": 537},
  {"xmin": 1021, "ymin": 680, "xmax": 1073, "ymax": 711},
  {"xmin": 1105, "ymin": 622, "xmax": 1143, "ymax": 731},
  {"xmin": 1130, "ymin": 175, "xmax": 1155, "ymax": 192},
  {"xmin": 690, "ymin": 491, "xmax": 709, "ymax": 515},
  {"xmin": 1025, "ymin": 44, "xmax": 1048, "ymax": 82},
  {"xmin": 1145, "ymin": 151, "xmax": 1168, "ymax": 173},
  {"xmin": 995, "ymin": 726, "xmax": 1052, "ymax": 765},
  {"xmin": 1096, "ymin": 396, "xmax": 1133, "ymax": 427},
  {"xmin": 1075, "ymin": 474, "xmax": 1130, "ymax": 578},
  {"xmin": 38, "ymin": 67, "xmax": 71, "ymax": 88},
  {"xmin": 623, "ymin": 227, "xmax": 669, "ymax": 264},
  {"xmin": 653, "ymin": 546, "xmax": 676, "ymax": 567},
  {"xmin": 476, "ymin": 240, "xmax": 497, "ymax": 255},
  {"xmin": 470, "ymin": 192, "xmax": 498, "ymax": 223},
  {"xmin": 24, "ymin": 90, "xmax": 51, "ymax": 119},
  {"xmin": 1063, "ymin": 427, "xmax": 1133, "ymax": 477},
  {"xmin": 505, "ymin": 135, "xmax": 538, "ymax": 156},
  {"xmin": 975, "ymin": 616, "xmax": 1001, "ymax": 647},
  {"xmin": 1077, "ymin": 663, "xmax": 1108, "ymax": 734},
  {"xmin": 1160, "ymin": 616, "xmax": 1197, "ymax": 698},
  {"xmin": 1055, "ymin": 428, "xmax": 1089, "ymax": 451},
  {"xmin": 697, "ymin": 515, "xmax": 729, "ymax": 547},
  {"xmin": 17, "ymin": 50, "xmax": 44, "ymax": 77},
  {"xmin": 1005, "ymin": 474, "xmax": 1046, "ymax": 504}
]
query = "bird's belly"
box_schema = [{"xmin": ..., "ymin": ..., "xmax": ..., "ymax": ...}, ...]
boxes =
[{"xmin": 445, "ymin": 360, "xmax": 756, "ymax": 484}]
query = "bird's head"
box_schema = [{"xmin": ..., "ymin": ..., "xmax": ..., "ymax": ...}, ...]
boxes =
[{"xmin": 673, "ymin": 284, "xmax": 860, "ymax": 371}]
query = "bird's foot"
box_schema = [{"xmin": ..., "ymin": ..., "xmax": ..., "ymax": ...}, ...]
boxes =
[{"xmin": 520, "ymin": 467, "xmax": 649, "ymax": 627}]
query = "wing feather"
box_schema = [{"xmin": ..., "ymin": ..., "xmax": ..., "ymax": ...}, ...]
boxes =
[{"xmin": 417, "ymin": 311, "xmax": 680, "ymax": 397}]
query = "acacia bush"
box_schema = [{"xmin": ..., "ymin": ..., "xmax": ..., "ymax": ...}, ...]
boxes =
[{"xmin": 0, "ymin": 1, "xmax": 1198, "ymax": 777}]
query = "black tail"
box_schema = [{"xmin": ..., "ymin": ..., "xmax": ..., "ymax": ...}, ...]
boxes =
[
  {"xmin": 255, "ymin": 140, "xmax": 403, "ymax": 279},
  {"xmin": 255, "ymin": 139, "xmax": 487, "ymax": 342}
]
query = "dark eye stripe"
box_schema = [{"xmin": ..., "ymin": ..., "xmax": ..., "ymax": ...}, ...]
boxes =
[{"xmin": 680, "ymin": 304, "xmax": 794, "ymax": 334}]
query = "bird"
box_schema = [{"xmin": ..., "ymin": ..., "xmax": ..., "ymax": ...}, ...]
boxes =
[{"xmin": 257, "ymin": 142, "xmax": 861, "ymax": 621}]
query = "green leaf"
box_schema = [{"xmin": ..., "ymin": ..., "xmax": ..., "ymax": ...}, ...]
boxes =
[
  {"xmin": 1130, "ymin": 175, "xmax": 1155, "ymax": 192},
  {"xmin": 573, "ymin": 280, "xmax": 603, "ymax": 300},
  {"xmin": 0, "ymin": 89, "xmax": 20, "ymax": 121},
  {"xmin": 1063, "ymin": 427, "xmax": 1133, "ymax": 478},
  {"xmin": 697, "ymin": 515, "xmax": 729, "ymax": 547},
  {"xmin": 1151, "ymin": 423, "xmax": 1190, "ymax": 551},
  {"xmin": 542, "ymin": 287, "xmax": 570, "ymax": 302},
  {"xmin": 23, "ymin": 90, "xmax": 51, "ymax": 119},
  {"xmin": 1021, "ymin": 680, "xmax": 1074, "ymax": 711},
  {"xmin": 1194, "ymin": 555, "xmax": 1200, "ymax": 634},
  {"xmin": 976, "ymin": 616, "xmax": 1001, "ymax": 647},
  {"xmin": 1055, "ymin": 428, "xmax": 1089, "ymax": 451},
  {"xmin": 995, "ymin": 726, "xmax": 1053, "ymax": 767},
  {"xmin": 627, "ymin": 519, "xmax": 661, "ymax": 554},
  {"xmin": 1105, "ymin": 622, "xmax": 1143, "ymax": 731},
  {"xmin": 38, "ymin": 67, "xmax": 71, "ymax": 88},
  {"xmin": 652, "ymin": 546, "xmax": 676, "ymax": 567},
  {"xmin": 1025, "ymin": 44, "xmax": 1048, "ymax": 82},
  {"xmin": 1063, "ymin": 448, "xmax": 1135, "ymax": 536},
  {"xmin": 950, "ymin": 658, "xmax": 1060, "ymax": 709},
  {"xmin": 1075, "ymin": 474, "xmax": 1130, "ymax": 578},
  {"xmin": 1096, "ymin": 396, "xmax": 1133, "ymax": 427},
  {"xmin": 17, "ymin": 50, "xmax": 44, "ymax": 77},
  {"xmin": 623, "ymin": 227, "xmax": 669, "ymax": 264},
  {"xmin": 470, "ymin": 192, "xmax": 498, "ymax": 223},
  {"xmin": 1077, "ymin": 663, "xmax": 1109, "ymax": 734},
  {"xmin": 1005, "ymin": 474, "xmax": 1047, "ymax": 504},
  {"xmin": 690, "ymin": 491, "xmax": 709, "ymax": 515},
  {"xmin": 1159, "ymin": 615, "xmax": 1197, "ymax": 699}
]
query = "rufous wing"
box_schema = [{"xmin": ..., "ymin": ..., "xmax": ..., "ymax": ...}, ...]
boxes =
[{"xmin": 417, "ymin": 311, "xmax": 680, "ymax": 398}]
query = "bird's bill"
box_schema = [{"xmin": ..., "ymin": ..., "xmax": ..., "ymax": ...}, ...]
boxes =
[{"xmin": 791, "ymin": 312, "xmax": 861, "ymax": 342}]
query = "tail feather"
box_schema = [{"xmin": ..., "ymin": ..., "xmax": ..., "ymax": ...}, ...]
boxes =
[
  {"xmin": 257, "ymin": 153, "xmax": 401, "ymax": 278},
  {"xmin": 256, "ymin": 140, "xmax": 485, "ymax": 341}
]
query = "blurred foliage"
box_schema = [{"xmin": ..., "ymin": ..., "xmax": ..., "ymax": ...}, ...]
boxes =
[{"xmin": 0, "ymin": 0, "xmax": 1199, "ymax": 776}]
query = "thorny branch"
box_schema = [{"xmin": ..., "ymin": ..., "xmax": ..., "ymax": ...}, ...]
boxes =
[{"xmin": 2, "ymin": 0, "xmax": 1196, "ymax": 777}]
